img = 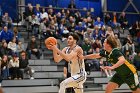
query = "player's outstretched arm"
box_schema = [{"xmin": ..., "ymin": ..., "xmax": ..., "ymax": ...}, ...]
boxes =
[{"xmin": 84, "ymin": 53, "xmax": 101, "ymax": 59}]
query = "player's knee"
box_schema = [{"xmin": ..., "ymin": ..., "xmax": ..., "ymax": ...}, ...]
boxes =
[{"xmin": 105, "ymin": 86, "xmax": 113, "ymax": 93}]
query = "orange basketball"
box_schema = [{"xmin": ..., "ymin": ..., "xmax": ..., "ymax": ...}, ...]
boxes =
[{"xmin": 45, "ymin": 37, "xmax": 57, "ymax": 49}]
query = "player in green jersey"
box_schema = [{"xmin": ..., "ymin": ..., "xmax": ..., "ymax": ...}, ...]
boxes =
[{"xmin": 79, "ymin": 35, "xmax": 140, "ymax": 93}]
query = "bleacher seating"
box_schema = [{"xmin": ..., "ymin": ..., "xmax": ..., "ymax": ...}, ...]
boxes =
[{"xmin": 2, "ymin": 59, "xmax": 139, "ymax": 93}]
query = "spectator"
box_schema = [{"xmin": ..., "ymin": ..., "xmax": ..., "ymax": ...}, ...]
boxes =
[
  {"xmin": 92, "ymin": 38, "xmax": 102, "ymax": 52},
  {"xmin": 122, "ymin": 35, "xmax": 135, "ymax": 55},
  {"xmin": 9, "ymin": 54, "xmax": 21, "ymax": 79},
  {"xmin": 16, "ymin": 41, "xmax": 25, "ymax": 56},
  {"xmin": 2, "ymin": 12, "xmax": 13, "ymax": 28},
  {"xmin": 92, "ymin": 25, "xmax": 101, "ymax": 40},
  {"xmin": 0, "ymin": 42, "xmax": 12, "ymax": 57},
  {"xmin": 0, "ymin": 26, "xmax": 14, "ymax": 43},
  {"xmin": 13, "ymin": 27, "xmax": 21, "ymax": 43},
  {"xmin": 19, "ymin": 51, "xmax": 34, "ymax": 79},
  {"xmin": 105, "ymin": 26, "xmax": 114, "ymax": 37},
  {"xmin": 81, "ymin": 38, "xmax": 93, "ymax": 55},
  {"xmin": 31, "ymin": 14, "xmax": 40, "ymax": 37},
  {"xmin": 114, "ymin": 33, "xmax": 122, "ymax": 49},
  {"xmin": 41, "ymin": 8, "xmax": 48, "ymax": 20},
  {"xmin": 119, "ymin": 12, "xmax": 129, "ymax": 29},
  {"xmin": 83, "ymin": 28, "xmax": 93, "ymax": 42},
  {"xmin": 26, "ymin": 36, "xmax": 41, "ymax": 59},
  {"xmin": 1, "ymin": 55, "xmax": 10, "ymax": 79},
  {"xmin": 8, "ymin": 37, "xmax": 17, "ymax": 54},
  {"xmin": 94, "ymin": 17, "xmax": 104, "ymax": 29}
]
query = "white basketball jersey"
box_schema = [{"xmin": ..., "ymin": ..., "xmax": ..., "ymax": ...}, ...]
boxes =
[{"xmin": 65, "ymin": 45, "xmax": 85, "ymax": 76}]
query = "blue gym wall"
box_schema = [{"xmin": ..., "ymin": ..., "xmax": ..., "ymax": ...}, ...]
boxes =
[
  {"xmin": 107, "ymin": 0, "xmax": 140, "ymax": 24},
  {"xmin": 0, "ymin": 0, "xmax": 17, "ymax": 20},
  {"xmin": 0, "ymin": 0, "xmax": 139, "ymax": 24}
]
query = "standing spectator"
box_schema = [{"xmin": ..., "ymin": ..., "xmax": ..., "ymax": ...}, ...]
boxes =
[
  {"xmin": 19, "ymin": 51, "xmax": 34, "ymax": 79},
  {"xmin": 26, "ymin": 36, "xmax": 40, "ymax": 59},
  {"xmin": 119, "ymin": 12, "xmax": 129, "ymax": 29}
]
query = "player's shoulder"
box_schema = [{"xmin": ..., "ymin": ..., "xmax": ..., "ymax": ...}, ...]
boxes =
[{"xmin": 112, "ymin": 48, "xmax": 120, "ymax": 52}]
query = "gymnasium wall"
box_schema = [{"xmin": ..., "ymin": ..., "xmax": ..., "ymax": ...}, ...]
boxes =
[
  {"xmin": 0, "ymin": 0, "xmax": 139, "ymax": 24},
  {"xmin": 107, "ymin": 0, "xmax": 140, "ymax": 24}
]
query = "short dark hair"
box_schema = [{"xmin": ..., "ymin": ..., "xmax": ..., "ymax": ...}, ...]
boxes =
[{"xmin": 69, "ymin": 33, "xmax": 79, "ymax": 43}]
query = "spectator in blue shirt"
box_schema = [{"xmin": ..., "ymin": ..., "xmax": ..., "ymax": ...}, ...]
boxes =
[
  {"xmin": 94, "ymin": 17, "xmax": 104, "ymax": 29},
  {"xmin": 0, "ymin": 26, "xmax": 14, "ymax": 43}
]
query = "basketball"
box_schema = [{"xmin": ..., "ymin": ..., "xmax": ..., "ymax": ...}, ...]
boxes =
[{"xmin": 45, "ymin": 37, "xmax": 57, "ymax": 49}]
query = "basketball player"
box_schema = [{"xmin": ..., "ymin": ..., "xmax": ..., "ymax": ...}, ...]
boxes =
[
  {"xmin": 80, "ymin": 35, "xmax": 140, "ymax": 93},
  {"xmin": 49, "ymin": 33, "xmax": 87, "ymax": 93}
]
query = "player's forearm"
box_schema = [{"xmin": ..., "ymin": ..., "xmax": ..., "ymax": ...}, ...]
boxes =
[
  {"xmin": 53, "ymin": 47, "xmax": 70, "ymax": 62},
  {"xmin": 84, "ymin": 53, "xmax": 101, "ymax": 59},
  {"xmin": 112, "ymin": 58, "xmax": 125, "ymax": 69},
  {"xmin": 53, "ymin": 49, "xmax": 61, "ymax": 63}
]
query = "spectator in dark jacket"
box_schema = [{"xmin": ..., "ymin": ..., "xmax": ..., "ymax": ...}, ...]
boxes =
[
  {"xmin": 19, "ymin": 51, "xmax": 34, "ymax": 79},
  {"xmin": 26, "ymin": 36, "xmax": 40, "ymax": 59}
]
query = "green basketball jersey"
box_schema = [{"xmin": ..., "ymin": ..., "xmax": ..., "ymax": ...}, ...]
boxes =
[{"xmin": 100, "ymin": 48, "xmax": 136, "ymax": 76}]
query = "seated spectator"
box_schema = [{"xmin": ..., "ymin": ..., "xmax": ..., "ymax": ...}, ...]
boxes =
[
  {"xmin": 16, "ymin": 41, "xmax": 25, "ymax": 56},
  {"xmin": 114, "ymin": 33, "xmax": 122, "ymax": 49},
  {"xmin": 62, "ymin": 26, "xmax": 69, "ymax": 41},
  {"xmin": 94, "ymin": 17, "xmax": 104, "ymax": 29},
  {"xmin": 1, "ymin": 55, "xmax": 10, "ymax": 79},
  {"xmin": 105, "ymin": 26, "xmax": 114, "ymax": 37},
  {"xmin": 81, "ymin": 38, "xmax": 93, "ymax": 55},
  {"xmin": 19, "ymin": 51, "xmax": 34, "ymax": 79},
  {"xmin": 92, "ymin": 37, "xmax": 102, "ymax": 52},
  {"xmin": 92, "ymin": 25, "xmax": 101, "ymax": 40},
  {"xmin": 0, "ymin": 42, "xmax": 12, "ymax": 57},
  {"xmin": 122, "ymin": 35, "xmax": 135, "ymax": 55},
  {"xmin": 83, "ymin": 28, "xmax": 93, "ymax": 42},
  {"xmin": 9, "ymin": 54, "xmax": 21, "ymax": 79},
  {"xmin": 31, "ymin": 14, "xmax": 40, "ymax": 37},
  {"xmin": 26, "ymin": 36, "xmax": 40, "ymax": 59},
  {"xmin": 13, "ymin": 27, "xmax": 21, "ymax": 43},
  {"xmin": 8, "ymin": 37, "xmax": 17, "ymax": 54},
  {"xmin": 0, "ymin": 26, "xmax": 14, "ymax": 43},
  {"xmin": 2, "ymin": 12, "xmax": 13, "ymax": 28}
]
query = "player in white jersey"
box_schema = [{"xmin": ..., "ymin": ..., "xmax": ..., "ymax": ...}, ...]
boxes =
[{"xmin": 49, "ymin": 33, "xmax": 87, "ymax": 93}]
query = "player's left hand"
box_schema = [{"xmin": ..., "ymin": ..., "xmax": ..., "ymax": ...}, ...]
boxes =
[{"xmin": 104, "ymin": 66, "xmax": 114, "ymax": 70}]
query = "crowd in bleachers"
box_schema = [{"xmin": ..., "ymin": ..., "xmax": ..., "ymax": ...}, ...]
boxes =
[{"xmin": 0, "ymin": 2, "xmax": 140, "ymax": 80}]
